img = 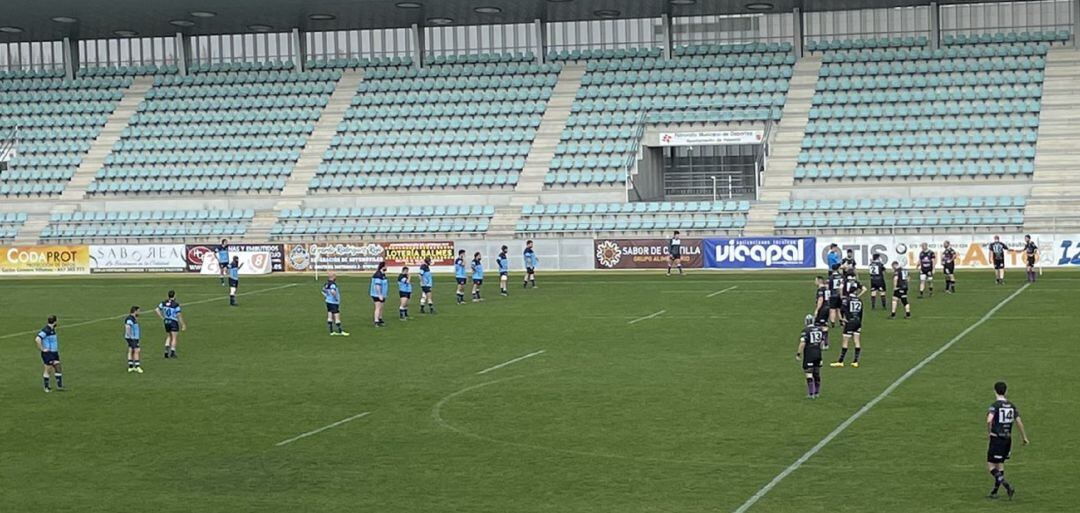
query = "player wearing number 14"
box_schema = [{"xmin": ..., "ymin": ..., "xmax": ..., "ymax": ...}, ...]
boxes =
[{"xmin": 986, "ymin": 381, "xmax": 1030, "ymax": 500}]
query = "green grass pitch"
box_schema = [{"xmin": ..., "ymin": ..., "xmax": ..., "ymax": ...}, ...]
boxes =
[{"xmin": 1, "ymin": 270, "xmax": 1078, "ymax": 512}]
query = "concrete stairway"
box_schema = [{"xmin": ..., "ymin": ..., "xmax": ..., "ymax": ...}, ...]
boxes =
[
  {"xmin": 13, "ymin": 213, "xmax": 51, "ymax": 244},
  {"xmin": 513, "ymin": 64, "xmax": 584, "ymax": 196},
  {"xmin": 486, "ymin": 205, "xmax": 524, "ymax": 238},
  {"xmin": 281, "ymin": 70, "xmax": 365, "ymax": 196},
  {"xmin": 58, "ymin": 77, "xmax": 154, "ymax": 201},
  {"xmin": 1025, "ymin": 48, "xmax": 1080, "ymax": 232},
  {"xmin": 243, "ymin": 209, "xmax": 281, "ymax": 243},
  {"xmin": 744, "ymin": 57, "xmax": 821, "ymax": 235}
]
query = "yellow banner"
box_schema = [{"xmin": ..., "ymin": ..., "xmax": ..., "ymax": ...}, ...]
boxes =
[{"xmin": 0, "ymin": 245, "xmax": 91, "ymax": 275}]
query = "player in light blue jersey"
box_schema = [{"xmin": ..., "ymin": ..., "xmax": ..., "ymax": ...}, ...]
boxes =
[
  {"xmin": 155, "ymin": 290, "xmax": 185, "ymax": 358},
  {"xmin": 227, "ymin": 256, "xmax": 243, "ymax": 306},
  {"xmin": 36, "ymin": 315, "xmax": 63, "ymax": 392},
  {"xmin": 124, "ymin": 306, "xmax": 143, "ymax": 373},
  {"xmin": 454, "ymin": 249, "xmax": 467, "ymax": 304},
  {"xmin": 470, "ymin": 252, "xmax": 485, "ymax": 302},
  {"xmin": 523, "ymin": 240, "xmax": 538, "ymax": 288},
  {"xmin": 322, "ymin": 271, "xmax": 348, "ymax": 336},
  {"xmin": 370, "ymin": 261, "xmax": 389, "ymax": 327},
  {"xmin": 398, "ymin": 266, "xmax": 413, "ymax": 320},
  {"xmin": 419, "ymin": 258, "xmax": 436, "ymax": 314},
  {"xmin": 496, "ymin": 246, "xmax": 510, "ymax": 296},
  {"xmin": 216, "ymin": 239, "xmax": 230, "ymax": 286}
]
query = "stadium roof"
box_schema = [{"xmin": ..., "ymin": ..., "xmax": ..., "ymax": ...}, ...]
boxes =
[{"xmin": 0, "ymin": 0, "xmax": 1014, "ymax": 43}]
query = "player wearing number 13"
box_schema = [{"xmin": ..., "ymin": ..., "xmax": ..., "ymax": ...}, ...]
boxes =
[
  {"xmin": 986, "ymin": 381, "xmax": 1030, "ymax": 500},
  {"xmin": 796, "ymin": 314, "xmax": 824, "ymax": 399}
]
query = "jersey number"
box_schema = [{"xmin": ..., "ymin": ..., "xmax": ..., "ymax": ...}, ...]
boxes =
[
  {"xmin": 849, "ymin": 301, "xmax": 862, "ymax": 313},
  {"xmin": 997, "ymin": 407, "xmax": 1015, "ymax": 424}
]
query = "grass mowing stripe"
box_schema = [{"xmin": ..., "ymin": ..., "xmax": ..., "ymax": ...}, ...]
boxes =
[
  {"xmin": 732, "ymin": 282, "xmax": 1030, "ymax": 513},
  {"xmin": 0, "ymin": 282, "xmax": 299, "ymax": 341},
  {"xmin": 627, "ymin": 310, "xmax": 666, "ymax": 324},
  {"xmin": 706, "ymin": 285, "xmax": 739, "ymax": 298},
  {"xmin": 477, "ymin": 350, "xmax": 546, "ymax": 375},
  {"xmin": 275, "ymin": 411, "xmax": 372, "ymax": 447}
]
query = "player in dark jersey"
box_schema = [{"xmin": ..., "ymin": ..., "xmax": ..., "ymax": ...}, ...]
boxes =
[
  {"xmin": 813, "ymin": 276, "xmax": 831, "ymax": 349},
  {"xmin": 841, "ymin": 249, "xmax": 856, "ymax": 272},
  {"xmin": 988, "ymin": 235, "xmax": 1008, "ymax": 284},
  {"xmin": 828, "ymin": 270, "xmax": 844, "ymax": 327},
  {"xmin": 667, "ymin": 231, "xmax": 683, "ymax": 276},
  {"xmin": 917, "ymin": 242, "xmax": 936, "ymax": 298},
  {"xmin": 124, "ymin": 306, "xmax": 143, "ymax": 373},
  {"xmin": 36, "ymin": 315, "xmax": 63, "ymax": 392},
  {"xmin": 832, "ymin": 292, "xmax": 863, "ymax": 368},
  {"xmin": 986, "ymin": 381, "xmax": 1030, "ymax": 500},
  {"xmin": 155, "ymin": 290, "xmax": 185, "ymax": 358},
  {"xmin": 941, "ymin": 240, "xmax": 958, "ymax": 293},
  {"xmin": 867, "ymin": 253, "xmax": 888, "ymax": 309},
  {"xmin": 1021, "ymin": 235, "xmax": 1038, "ymax": 283},
  {"xmin": 842, "ymin": 267, "xmax": 866, "ymax": 299},
  {"xmin": 889, "ymin": 261, "xmax": 911, "ymax": 319},
  {"xmin": 796, "ymin": 314, "xmax": 825, "ymax": 399},
  {"xmin": 227, "ymin": 256, "xmax": 243, "ymax": 306}
]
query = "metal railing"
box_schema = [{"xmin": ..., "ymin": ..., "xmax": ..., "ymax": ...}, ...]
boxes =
[
  {"xmin": 0, "ymin": 126, "xmax": 18, "ymax": 168},
  {"xmin": 623, "ymin": 112, "xmax": 648, "ymax": 202}
]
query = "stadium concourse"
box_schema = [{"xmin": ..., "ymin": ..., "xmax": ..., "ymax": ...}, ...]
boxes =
[{"xmin": 2, "ymin": 0, "xmax": 1080, "ymax": 511}]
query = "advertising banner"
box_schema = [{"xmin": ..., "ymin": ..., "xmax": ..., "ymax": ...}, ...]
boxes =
[
  {"xmin": 90, "ymin": 245, "xmax": 186, "ymax": 273},
  {"xmin": 703, "ymin": 237, "xmax": 816, "ymax": 269},
  {"xmin": 185, "ymin": 244, "xmax": 285, "ymax": 272},
  {"xmin": 594, "ymin": 238, "xmax": 703, "ymax": 269},
  {"xmin": 658, "ymin": 130, "xmax": 763, "ymax": 147},
  {"xmin": 814, "ymin": 235, "xmax": 1060, "ymax": 269},
  {"xmin": 199, "ymin": 251, "xmax": 273, "ymax": 275},
  {"xmin": 284, "ymin": 241, "xmax": 455, "ymax": 272},
  {"xmin": 0, "ymin": 245, "xmax": 90, "ymax": 275}
]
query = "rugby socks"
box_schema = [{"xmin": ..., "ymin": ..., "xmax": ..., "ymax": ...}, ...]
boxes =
[
  {"xmin": 805, "ymin": 377, "xmax": 814, "ymax": 396},
  {"xmin": 880, "ymin": 297, "xmax": 886, "ymax": 308},
  {"xmin": 813, "ymin": 374, "xmax": 821, "ymax": 395},
  {"xmin": 335, "ymin": 322, "xmax": 343, "ymax": 334},
  {"xmin": 327, "ymin": 321, "xmax": 334, "ymax": 334},
  {"xmin": 678, "ymin": 264, "xmax": 684, "ymax": 275},
  {"xmin": 420, "ymin": 302, "xmax": 426, "ymax": 313},
  {"xmin": 837, "ymin": 348, "xmax": 848, "ymax": 363},
  {"xmin": 530, "ymin": 279, "xmax": 536, "ymax": 288},
  {"xmin": 55, "ymin": 373, "xmax": 63, "ymax": 388},
  {"xmin": 1027, "ymin": 270, "xmax": 1036, "ymax": 283},
  {"xmin": 43, "ymin": 373, "xmax": 50, "ymax": 390},
  {"xmin": 399, "ymin": 308, "xmax": 406, "ymax": 320},
  {"xmin": 853, "ymin": 348, "xmax": 862, "ymax": 363},
  {"xmin": 456, "ymin": 293, "xmax": 464, "ymax": 304},
  {"xmin": 134, "ymin": 359, "xmax": 141, "ymax": 368},
  {"xmin": 128, "ymin": 359, "xmax": 134, "ymax": 369},
  {"xmin": 990, "ymin": 469, "xmax": 1010, "ymax": 494}
]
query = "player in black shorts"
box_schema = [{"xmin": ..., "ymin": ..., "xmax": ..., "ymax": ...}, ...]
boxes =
[
  {"xmin": 988, "ymin": 235, "xmax": 1007, "ymax": 284},
  {"xmin": 813, "ymin": 276, "xmax": 831, "ymax": 349},
  {"xmin": 796, "ymin": 314, "xmax": 825, "ymax": 399},
  {"xmin": 1021, "ymin": 235, "xmax": 1038, "ymax": 283},
  {"xmin": 841, "ymin": 249, "xmax": 856, "ymax": 272},
  {"xmin": 917, "ymin": 242, "xmax": 936, "ymax": 298},
  {"xmin": 867, "ymin": 253, "xmax": 887, "ymax": 309},
  {"xmin": 827, "ymin": 269, "xmax": 844, "ymax": 327},
  {"xmin": 986, "ymin": 381, "xmax": 1030, "ymax": 500},
  {"xmin": 832, "ymin": 291, "xmax": 863, "ymax": 368},
  {"xmin": 941, "ymin": 240, "xmax": 957, "ymax": 293},
  {"xmin": 666, "ymin": 231, "xmax": 683, "ymax": 276},
  {"xmin": 889, "ymin": 261, "xmax": 911, "ymax": 319}
]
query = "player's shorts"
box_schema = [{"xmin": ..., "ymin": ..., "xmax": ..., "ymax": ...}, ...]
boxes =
[
  {"xmin": 326, "ymin": 302, "xmax": 340, "ymax": 314},
  {"xmin": 526, "ymin": 267, "xmax": 535, "ymax": 275},
  {"xmin": 228, "ymin": 278, "xmax": 239, "ymax": 288},
  {"xmin": 920, "ymin": 269, "xmax": 933, "ymax": 280},
  {"xmin": 1026, "ymin": 255, "xmax": 1036, "ymax": 267},
  {"xmin": 987, "ymin": 436, "xmax": 1012, "ymax": 463},
  {"xmin": 126, "ymin": 338, "xmax": 140, "ymax": 349},
  {"xmin": 218, "ymin": 260, "xmax": 228, "ymax": 269},
  {"xmin": 870, "ymin": 279, "xmax": 886, "ymax": 292},
  {"xmin": 993, "ymin": 258, "xmax": 1005, "ymax": 270},
  {"xmin": 371, "ymin": 296, "xmax": 384, "ymax": 303},
  {"xmin": 943, "ymin": 262, "xmax": 955, "ymax": 275},
  {"xmin": 829, "ymin": 295, "xmax": 841, "ymax": 309},
  {"xmin": 893, "ymin": 287, "xmax": 908, "ymax": 299},
  {"xmin": 473, "ymin": 279, "xmax": 483, "ymax": 285},
  {"xmin": 399, "ymin": 291, "xmax": 411, "ymax": 299},
  {"xmin": 164, "ymin": 320, "xmax": 180, "ymax": 333},
  {"xmin": 40, "ymin": 351, "xmax": 60, "ymax": 365},
  {"xmin": 669, "ymin": 253, "xmax": 681, "ymax": 260},
  {"xmin": 421, "ymin": 286, "xmax": 432, "ymax": 293},
  {"xmin": 814, "ymin": 309, "xmax": 830, "ymax": 325},
  {"xmin": 801, "ymin": 356, "xmax": 822, "ymax": 372},
  {"xmin": 843, "ymin": 320, "xmax": 862, "ymax": 335},
  {"xmin": 499, "ymin": 271, "xmax": 508, "ymax": 277},
  {"xmin": 456, "ymin": 277, "xmax": 467, "ymax": 285}
]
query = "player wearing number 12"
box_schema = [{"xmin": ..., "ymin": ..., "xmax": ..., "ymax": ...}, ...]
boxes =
[
  {"xmin": 832, "ymin": 292, "xmax": 863, "ymax": 368},
  {"xmin": 986, "ymin": 381, "xmax": 1030, "ymax": 500}
]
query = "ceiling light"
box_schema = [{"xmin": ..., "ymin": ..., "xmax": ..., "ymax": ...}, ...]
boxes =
[
  {"xmin": 0, "ymin": 26, "xmax": 24, "ymax": 34},
  {"xmin": 114, "ymin": 30, "xmax": 139, "ymax": 37},
  {"xmin": 594, "ymin": 9, "xmax": 620, "ymax": 18},
  {"xmin": 670, "ymin": 0, "xmax": 696, "ymax": 4},
  {"xmin": 744, "ymin": 2, "xmax": 774, "ymax": 10},
  {"xmin": 396, "ymin": 2, "xmax": 422, "ymax": 8},
  {"xmin": 190, "ymin": 11, "xmax": 217, "ymax": 18},
  {"xmin": 51, "ymin": 16, "xmax": 78, "ymax": 24},
  {"xmin": 427, "ymin": 17, "xmax": 454, "ymax": 25},
  {"xmin": 248, "ymin": 24, "xmax": 273, "ymax": 32},
  {"xmin": 169, "ymin": 20, "xmax": 196, "ymax": 27},
  {"xmin": 308, "ymin": 14, "xmax": 337, "ymax": 20},
  {"xmin": 474, "ymin": 6, "xmax": 502, "ymax": 14}
]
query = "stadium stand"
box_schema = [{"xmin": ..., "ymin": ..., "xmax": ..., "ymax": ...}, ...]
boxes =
[
  {"xmin": 86, "ymin": 61, "xmax": 340, "ymax": 196},
  {"xmin": 547, "ymin": 42, "xmax": 793, "ymax": 189},
  {"xmin": 0, "ymin": 69, "xmax": 130, "ymax": 197},
  {"xmin": 774, "ymin": 195, "xmax": 1026, "ymax": 233},
  {"xmin": 0, "ymin": 212, "xmax": 28, "ymax": 242},
  {"xmin": 271, "ymin": 205, "xmax": 495, "ymax": 238},
  {"xmin": 40, "ymin": 209, "xmax": 254, "ymax": 242},
  {"xmin": 310, "ymin": 52, "xmax": 553, "ymax": 192},
  {"xmin": 515, "ymin": 200, "xmax": 749, "ymax": 235}
]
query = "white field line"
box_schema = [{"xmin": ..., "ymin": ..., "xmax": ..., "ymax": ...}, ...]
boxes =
[
  {"xmin": 0, "ymin": 283, "xmax": 299, "ymax": 340},
  {"xmin": 706, "ymin": 285, "xmax": 739, "ymax": 298},
  {"xmin": 275, "ymin": 411, "xmax": 371, "ymax": 447},
  {"xmin": 477, "ymin": 350, "xmax": 546, "ymax": 375},
  {"xmin": 732, "ymin": 283, "xmax": 1030, "ymax": 513},
  {"xmin": 627, "ymin": 309, "xmax": 666, "ymax": 325}
]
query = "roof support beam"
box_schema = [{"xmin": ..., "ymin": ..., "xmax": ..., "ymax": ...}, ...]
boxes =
[
  {"xmin": 292, "ymin": 28, "xmax": 306, "ymax": 71},
  {"xmin": 176, "ymin": 32, "xmax": 191, "ymax": 75},
  {"xmin": 61, "ymin": 37, "xmax": 79, "ymax": 80},
  {"xmin": 792, "ymin": 8, "xmax": 803, "ymax": 58},
  {"xmin": 661, "ymin": 14, "xmax": 672, "ymax": 60},
  {"xmin": 534, "ymin": 18, "xmax": 546, "ymax": 64},
  {"xmin": 930, "ymin": 2, "xmax": 940, "ymax": 50},
  {"xmin": 411, "ymin": 23, "xmax": 424, "ymax": 68}
]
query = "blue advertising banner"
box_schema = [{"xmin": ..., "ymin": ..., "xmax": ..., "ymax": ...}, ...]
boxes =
[{"xmin": 704, "ymin": 237, "xmax": 817, "ymax": 269}]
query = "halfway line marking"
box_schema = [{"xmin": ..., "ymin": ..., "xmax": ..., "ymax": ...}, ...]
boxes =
[
  {"xmin": 0, "ymin": 282, "xmax": 299, "ymax": 340},
  {"xmin": 706, "ymin": 285, "xmax": 739, "ymax": 298},
  {"xmin": 628, "ymin": 310, "xmax": 666, "ymax": 325},
  {"xmin": 477, "ymin": 350, "xmax": 546, "ymax": 375},
  {"xmin": 732, "ymin": 283, "xmax": 1030, "ymax": 513},
  {"xmin": 275, "ymin": 411, "xmax": 371, "ymax": 447}
]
